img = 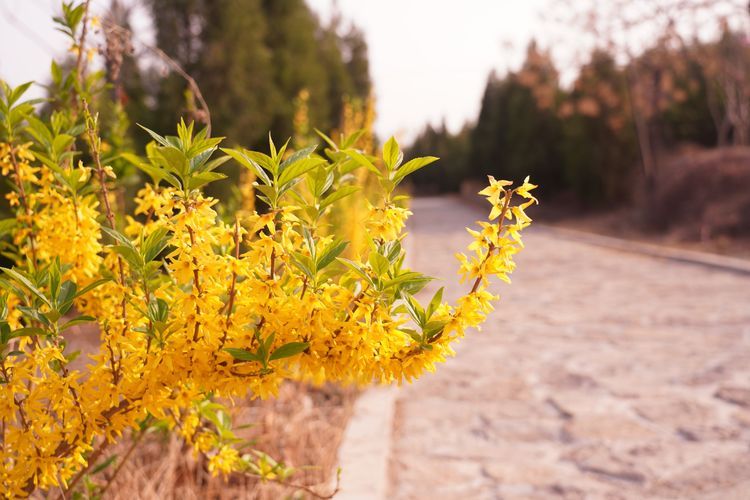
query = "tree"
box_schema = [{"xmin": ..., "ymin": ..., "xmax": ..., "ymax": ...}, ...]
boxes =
[
  {"xmin": 549, "ymin": 0, "xmax": 748, "ymax": 192},
  {"xmin": 407, "ymin": 121, "xmax": 471, "ymax": 193},
  {"xmin": 468, "ymin": 43, "xmax": 563, "ymax": 192},
  {"xmin": 145, "ymin": 0, "xmax": 371, "ymax": 150},
  {"xmin": 558, "ymin": 51, "xmax": 638, "ymax": 203}
]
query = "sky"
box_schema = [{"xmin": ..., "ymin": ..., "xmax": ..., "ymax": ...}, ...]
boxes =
[
  {"xmin": 0, "ymin": 0, "xmax": 556, "ymax": 142},
  {"xmin": 2, "ymin": 0, "xmax": 740, "ymax": 142},
  {"xmin": 306, "ymin": 0, "xmax": 549, "ymax": 140}
]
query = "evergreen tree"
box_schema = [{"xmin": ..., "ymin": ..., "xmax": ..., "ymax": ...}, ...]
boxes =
[
  {"xmin": 145, "ymin": 0, "xmax": 370, "ymax": 149},
  {"xmin": 559, "ymin": 51, "xmax": 638, "ymax": 204},
  {"xmin": 468, "ymin": 43, "xmax": 562, "ymax": 192},
  {"xmin": 200, "ymin": 0, "xmax": 278, "ymax": 147},
  {"xmin": 407, "ymin": 121, "xmax": 471, "ymax": 193}
]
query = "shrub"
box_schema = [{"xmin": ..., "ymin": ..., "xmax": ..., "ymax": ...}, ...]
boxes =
[{"xmin": 0, "ymin": 2, "xmax": 537, "ymax": 497}]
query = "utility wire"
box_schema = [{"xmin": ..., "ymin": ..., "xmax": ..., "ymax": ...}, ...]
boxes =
[{"xmin": 0, "ymin": 1, "xmax": 58, "ymax": 55}]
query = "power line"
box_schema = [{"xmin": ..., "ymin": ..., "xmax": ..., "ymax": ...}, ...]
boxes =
[{"xmin": 0, "ymin": 1, "xmax": 58, "ymax": 55}]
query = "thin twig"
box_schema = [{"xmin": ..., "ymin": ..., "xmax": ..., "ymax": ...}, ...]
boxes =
[
  {"xmin": 102, "ymin": 20, "xmax": 212, "ymax": 135},
  {"xmin": 72, "ymin": 0, "xmax": 91, "ymax": 115},
  {"xmin": 59, "ymin": 440, "xmax": 111, "ymax": 499},
  {"xmin": 219, "ymin": 217, "xmax": 241, "ymax": 349},
  {"xmin": 261, "ymin": 470, "xmax": 341, "ymax": 500},
  {"xmin": 82, "ymin": 97, "xmax": 127, "ymax": 385},
  {"xmin": 98, "ymin": 429, "xmax": 147, "ymax": 496},
  {"xmin": 470, "ymin": 190, "xmax": 513, "ymax": 294},
  {"xmin": 186, "ymin": 224, "xmax": 203, "ymax": 342},
  {"xmin": 8, "ymin": 147, "xmax": 38, "ymax": 266}
]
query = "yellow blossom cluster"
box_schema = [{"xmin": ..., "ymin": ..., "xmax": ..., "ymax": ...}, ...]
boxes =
[{"xmin": 0, "ymin": 89, "xmax": 536, "ymax": 497}]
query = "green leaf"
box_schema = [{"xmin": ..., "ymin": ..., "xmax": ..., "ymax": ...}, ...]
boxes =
[
  {"xmin": 400, "ymin": 276, "xmax": 433, "ymax": 295},
  {"xmin": 423, "ymin": 320, "xmax": 447, "ymax": 340},
  {"xmin": 280, "ymin": 145, "xmax": 317, "ymax": 170},
  {"xmin": 76, "ymin": 278, "xmax": 111, "ymax": 299},
  {"xmin": 137, "ymin": 124, "xmax": 171, "ymax": 147},
  {"xmin": 320, "ymin": 185, "xmax": 359, "ymax": 209},
  {"xmin": 343, "ymin": 149, "xmax": 380, "ymax": 176},
  {"xmin": 317, "ymin": 240, "xmax": 348, "ymax": 271},
  {"xmin": 111, "ymin": 245, "xmax": 143, "ymax": 270},
  {"xmin": 392, "ymin": 156, "xmax": 439, "ymax": 183},
  {"xmin": 221, "ymin": 148, "xmax": 272, "ymax": 185},
  {"xmin": 244, "ymin": 150, "xmax": 277, "ymax": 176},
  {"xmin": 52, "ymin": 134, "xmax": 75, "ymax": 155},
  {"xmin": 314, "ymin": 128, "xmax": 338, "ymax": 150},
  {"xmin": 278, "ymin": 157, "xmax": 325, "ymax": 186},
  {"xmin": 382, "ymin": 137, "xmax": 402, "ymax": 170},
  {"xmin": 201, "ymin": 155, "xmax": 231, "ymax": 173},
  {"xmin": 121, "ymin": 152, "xmax": 174, "ymax": 186},
  {"xmin": 224, "ymin": 348, "xmax": 262, "ymax": 363},
  {"xmin": 90, "ymin": 455, "xmax": 118, "ymax": 475},
  {"xmin": 60, "ymin": 316, "xmax": 96, "ymax": 332},
  {"xmin": 100, "ymin": 226, "xmax": 134, "ymax": 247},
  {"xmin": 263, "ymin": 332, "xmax": 276, "ymax": 355},
  {"xmin": 384, "ymin": 240, "xmax": 403, "ymax": 263},
  {"xmin": 56, "ymin": 280, "xmax": 77, "ymax": 312},
  {"xmin": 302, "ymin": 227, "xmax": 316, "ymax": 259},
  {"xmin": 10, "ymin": 327, "xmax": 45, "ymax": 338},
  {"xmin": 48, "ymin": 261, "xmax": 62, "ymax": 302},
  {"xmin": 0, "ymin": 219, "xmax": 16, "ymax": 237},
  {"xmin": 268, "ymin": 133, "xmax": 278, "ymax": 159},
  {"xmin": 142, "ymin": 227, "xmax": 172, "ymax": 263},
  {"xmin": 17, "ymin": 306, "xmax": 50, "ymax": 327},
  {"xmin": 269, "ymin": 342, "xmax": 309, "ymax": 361},
  {"xmin": 426, "ymin": 287, "xmax": 444, "ymax": 319},
  {"xmin": 291, "ymin": 254, "xmax": 315, "ymax": 280},
  {"xmin": 8, "ymin": 82, "xmax": 33, "ymax": 107},
  {"xmin": 155, "ymin": 146, "xmax": 189, "ymax": 178},
  {"xmin": 187, "ymin": 171, "xmax": 227, "ymax": 190},
  {"xmin": 337, "ymin": 258, "xmax": 374, "ymax": 286},
  {"xmin": 401, "ymin": 293, "xmax": 425, "ymax": 327},
  {"xmin": 148, "ymin": 298, "xmax": 169, "ymax": 323},
  {"xmin": 1, "ymin": 267, "xmax": 50, "ymax": 307},
  {"xmin": 368, "ymin": 251, "xmax": 390, "ymax": 276},
  {"xmin": 50, "ymin": 61, "xmax": 62, "ymax": 85},
  {"xmin": 188, "ymin": 147, "xmax": 216, "ymax": 173},
  {"xmin": 342, "ymin": 129, "xmax": 365, "ymax": 149},
  {"xmin": 25, "ymin": 115, "xmax": 53, "ymax": 146},
  {"xmin": 383, "ymin": 271, "xmax": 426, "ymax": 290},
  {"xmin": 254, "ymin": 184, "xmax": 277, "ymax": 206},
  {"xmin": 402, "ymin": 328, "xmax": 422, "ymax": 343}
]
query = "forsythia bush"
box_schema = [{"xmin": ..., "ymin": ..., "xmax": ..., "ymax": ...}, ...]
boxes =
[{"xmin": 0, "ymin": 2, "xmax": 537, "ymax": 497}]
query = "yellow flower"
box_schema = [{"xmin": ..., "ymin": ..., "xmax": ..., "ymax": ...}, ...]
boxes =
[
  {"xmin": 365, "ymin": 201, "xmax": 411, "ymax": 241},
  {"xmin": 0, "ymin": 126, "xmax": 535, "ymax": 496},
  {"xmin": 208, "ymin": 446, "xmax": 240, "ymax": 476},
  {"xmin": 478, "ymin": 175, "xmax": 512, "ymax": 205}
]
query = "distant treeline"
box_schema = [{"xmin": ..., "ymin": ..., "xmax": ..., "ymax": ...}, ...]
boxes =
[
  {"xmin": 88, "ymin": 0, "xmax": 371, "ymax": 204},
  {"xmin": 407, "ymin": 27, "xmax": 750, "ymax": 205},
  {"xmin": 112, "ymin": 0, "xmax": 371, "ymax": 150}
]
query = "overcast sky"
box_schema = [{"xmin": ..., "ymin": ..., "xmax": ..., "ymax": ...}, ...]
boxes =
[
  {"xmin": 0, "ymin": 0, "xmax": 557, "ymax": 142},
  {"xmin": 2, "ymin": 0, "xmax": 739, "ymax": 142},
  {"xmin": 307, "ymin": 0, "xmax": 550, "ymax": 140}
]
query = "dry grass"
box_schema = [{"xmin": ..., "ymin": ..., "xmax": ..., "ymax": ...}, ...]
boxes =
[{"xmin": 100, "ymin": 382, "xmax": 356, "ymax": 499}]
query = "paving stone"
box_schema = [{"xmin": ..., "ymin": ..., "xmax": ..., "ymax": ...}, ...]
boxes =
[
  {"xmin": 386, "ymin": 197, "xmax": 750, "ymax": 499},
  {"xmin": 715, "ymin": 385, "xmax": 750, "ymax": 408},
  {"xmin": 563, "ymin": 413, "xmax": 658, "ymax": 442}
]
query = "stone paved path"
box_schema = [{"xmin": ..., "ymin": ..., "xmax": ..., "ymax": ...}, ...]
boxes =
[{"xmin": 388, "ymin": 197, "xmax": 750, "ymax": 500}]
